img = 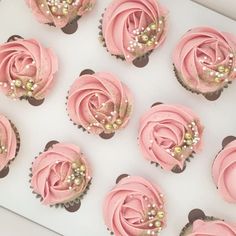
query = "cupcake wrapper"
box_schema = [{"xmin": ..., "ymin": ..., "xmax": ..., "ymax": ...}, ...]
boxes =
[
  {"xmin": 98, "ymin": 12, "xmax": 152, "ymax": 67},
  {"xmin": 29, "ymin": 146, "xmax": 92, "ymax": 211},
  {"xmin": 173, "ymin": 65, "xmax": 232, "ymax": 101}
]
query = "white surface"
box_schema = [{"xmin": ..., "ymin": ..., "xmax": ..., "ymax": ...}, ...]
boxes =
[
  {"xmin": 0, "ymin": 207, "xmax": 60, "ymax": 236},
  {"xmin": 193, "ymin": 0, "xmax": 236, "ymax": 20},
  {"xmin": 0, "ymin": 0, "xmax": 236, "ymax": 236}
]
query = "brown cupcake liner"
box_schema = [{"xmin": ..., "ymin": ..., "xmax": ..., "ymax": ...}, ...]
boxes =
[
  {"xmin": 180, "ymin": 209, "xmax": 221, "ymax": 236},
  {"xmin": 29, "ymin": 140, "xmax": 92, "ymax": 212},
  {"xmin": 0, "ymin": 119, "xmax": 21, "ymax": 179},
  {"xmin": 66, "ymin": 69, "xmax": 116, "ymax": 139},
  {"xmin": 173, "ymin": 65, "xmax": 232, "ymax": 101},
  {"xmin": 98, "ymin": 12, "xmax": 152, "ymax": 68}
]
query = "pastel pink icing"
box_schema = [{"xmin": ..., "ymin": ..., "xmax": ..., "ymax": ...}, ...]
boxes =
[
  {"xmin": 173, "ymin": 27, "xmax": 236, "ymax": 94},
  {"xmin": 212, "ymin": 139, "xmax": 236, "ymax": 203},
  {"xmin": 138, "ymin": 104, "xmax": 204, "ymax": 171},
  {"xmin": 103, "ymin": 176, "xmax": 166, "ymax": 236},
  {"xmin": 31, "ymin": 142, "xmax": 92, "ymax": 205},
  {"xmin": 67, "ymin": 72, "xmax": 133, "ymax": 135},
  {"xmin": 188, "ymin": 219, "xmax": 236, "ymax": 236},
  {"xmin": 102, "ymin": 0, "xmax": 168, "ymax": 62},
  {"xmin": 26, "ymin": 0, "xmax": 95, "ymax": 28},
  {"xmin": 0, "ymin": 38, "xmax": 58, "ymax": 100},
  {"xmin": 0, "ymin": 115, "xmax": 17, "ymax": 171}
]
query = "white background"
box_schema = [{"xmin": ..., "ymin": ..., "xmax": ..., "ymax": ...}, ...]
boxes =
[{"xmin": 0, "ymin": 0, "xmax": 236, "ymax": 235}]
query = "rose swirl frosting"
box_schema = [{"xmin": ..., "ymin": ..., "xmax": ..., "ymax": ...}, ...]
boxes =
[
  {"xmin": 0, "ymin": 38, "xmax": 58, "ymax": 101},
  {"xmin": 138, "ymin": 104, "xmax": 204, "ymax": 171},
  {"xmin": 173, "ymin": 27, "xmax": 236, "ymax": 94},
  {"xmin": 103, "ymin": 176, "xmax": 166, "ymax": 236},
  {"xmin": 67, "ymin": 72, "xmax": 133, "ymax": 135},
  {"xmin": 26, "ymin": 0, "xmax": 95, "ymax": 28},
  {"xmin": 102, "ymin": 0, "xmax": 168, "ymax": 63},
  {"xmin": 212, "ymin": 139, "xmax": 236, "ymax": 203},
  {"xmin": 31, "ymin": 142, "xmax": 92, "ymax": 205}
]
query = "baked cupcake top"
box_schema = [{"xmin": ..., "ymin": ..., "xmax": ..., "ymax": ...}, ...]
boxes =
[
  {"xmin": 31, "ymin": 142, "xmax": 92, "ymax": 205},
  {"xmin": 187, "ymin": 219, "xmax": 236, "ymax": 236},
  {"xmin": 0, "ymin": 115, "xmax": 17, "ymax": 172},
  {"xmin": 26, "ymin": 0, "xmax": 95, "ymax": 28},
  {"xmin": 212, "ymin": 138, "xmax": 236, "ymax": 203},
  {"xmin": 103, "ymin": 176, "xmax": 166, "ymax": 236},
  {"xmin": 0, "ymin": 37, "xmax": 58, "ymax": 105},
  {"xmin": 173, "ymin": 27, "xmax": 236, "ymax": 96},
  {"xmin": 138, "ymin": 104, "xmax": 204, "ymax": 172},
  {"xmin": 101, "ymin": 0, "xmax": 168, "ymax": 64},
  {"xmin": 67, "ymin": 71, "xmax": 133, "ymax": 138}
]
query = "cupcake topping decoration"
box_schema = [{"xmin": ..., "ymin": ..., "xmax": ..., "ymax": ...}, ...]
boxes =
[
  {"xmin": 212, "ymin": 137, "xmax": 236, "ymax": 203},
  {"xmin": 67, "ymin": 71, "xmax": 133, "ymax": 139},
  {"xmin": 31, "ymin": 142, "xmax": 92, "ymax": 208},
  {"xmin": 26, "ymin": 0, "xmax": 95, "ymax": 31},
  {"xmin": 101, "ymin": 0, "xmax": 168, "ymax": 66},
  {"xmin": 0, "ymin": 36, "xmax": 58, "ymax": 105},
  {"xmin": 103, "ymin": 176, "xmax": 166, "ymax": 236},
  {"xmin": 138, "ymin": 104, "xmax": 204, "ymax": 173},
  {"xmin": 173, "ymin": 27, "xmax": 236, "ymax": 99}
]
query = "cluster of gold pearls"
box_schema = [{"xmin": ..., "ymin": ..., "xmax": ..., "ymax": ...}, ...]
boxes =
[
  {"xmin": 41, "ymin": 0, "xmax": 78, "ymax": 18},
  {"xmin": 0, "ymin": 144, "xmax": 7, "ymax": 154},
  {"xmin": 104, "ymin": 118, "xmax": 123, "ymax": 133},
  {"xmin": 166, "ymin": 121, "xmax": 200, "ymax": 158},
  {"xmin": 143, "ymin": 204, "xmax": 165, "ymax": 235},
  {"xmin": 126, "ymin": 18, "xmax": 164, "ymax": 58},
  {"xmin": 200, "ymin": 53, "xmax": 236, "ymax": 84},
  {"xmin": 66, "ymin": 161, "xmax": 86, "ymax": 190},
  {"xmin": 9, "ymin": 78, "xmax": 37, "ymax": 98}
]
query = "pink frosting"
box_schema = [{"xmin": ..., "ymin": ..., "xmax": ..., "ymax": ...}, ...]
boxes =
[
  {"xmin": 188, "ymin": 219, "xmax": 236, "ymax": 236},
  {"xmin": 103, "ymin": 176, "xmax": 166, "ymax": 236},
  {"xmin": 31, "ymin": 142, "xmax": 92, "ymax": 205},
  {"xmin": 0, "ymin": 38, "xmax": 58, "ymax": 100},
  {"xmin": 138, "ymin": 104, "xmax": 204, "ymax": 171},
  {"xmin": 212, "ymin": 140, "xmax": 236, "ymax": 203},
  {"xmin": 67, "ymin": 72, "xmax": 133, "ymax": 135},
  {"xmin": 173, "ymin": 27, "xmax": 236, "ymax": 94},
  {"xmin": 26, "ymin": 0, "xmax": 96, "ymax": 28},
  {"xmin": 0, "ymin": 115, "xmax": 17, "ymax": 171},
  {"xmin": 102, "ymin": 0, "xmax": 168, "ymax": 62}
]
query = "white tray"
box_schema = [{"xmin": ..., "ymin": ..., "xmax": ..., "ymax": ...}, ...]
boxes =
[{"xmin": 0, "ymin": 0, "xmax": 236, "ymax": 235}]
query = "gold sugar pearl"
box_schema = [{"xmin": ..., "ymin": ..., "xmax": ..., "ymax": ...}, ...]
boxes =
[
  {"xmin": 157, "ymin": 211, "xmax": 165, "ymax": 219},
  {"xmin": 105, "ymin": 123, "xmax": 113, "ymax": 130},
  {"xmin": 214, "ymin": 77, "xmax": 221, "ymax": 83},
  {"xmin": 71, "ymin": 162, "xmax": 78, "ymax": 169},
  {"xmin": 154, "ymin": 221, "xmax": 162, "ymax": 228},
  {"xmin": 146, "ymin": 41, "xmax": 153, "ymax": 46},
  {"xmin": 224, "ymin": 68, "xmax": 230, "ymax": 73},
  {"xmin": 185, "ymin": 132, "xmax": 192, "ymax": 140},
  {"xmin": 74, "ymin": 178, "xmax": 81, "ymax": 186},
  {"xmin": 174, "ymin": 146, "xmax": 182, "ymax": 154},
  {"xmin": 141, "ymin": 34, "xmax": 149, "ymax": 42},
  {"xmin": 218, "ymin": 66, "xmax": 225, "ymax": 73},
  {"xmin": 62, "ymin": 7, "xmax": 69, "ymax": 15},
  {"xmin": 14, "ymin": 79, "xmax": 22, "ymax": 88},
  {"xmin": 150, "ymin": 209, "xmax": 157, "ymax": 216},
  {"xmin": 150, "ymin": 23, "xmax": 157, "ymax": 30},
  {"xmin": 112, "ymin": 123, "xmax": 119, "ymax": 130},
  {"xmin": 186, "ymin": 139, "xmax": 193, "ymax": 146},
  {"xmin": 50, "ymin": 6, "xmax": 58, "ymax": 13},
  {"xmin": 115, "ymin": 119, "xmax": 123, "ymax": 125},
  {"xmin": 66, "ymin": 0, "xmax": 73, "ymax": 4},
  {"xmin": 26, "ymin": 81, "xmax": 34, "ymax": 91},
  {"xmin": 80, "ymin": 165, "xmax": 86, "ymax": 172}
]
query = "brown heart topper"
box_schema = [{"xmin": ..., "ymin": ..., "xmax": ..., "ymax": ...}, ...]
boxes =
[
  {"xmin": 132, "ymin": 54, "xmax": 150, "ymax": 68},
  {"xmin": 6, "ymin": 35, "xmax": 45, "ymax": 106},
  {"xmin": 44, "ymin": 140, "xmax": 82, "ymax": 213},
  {"xmin": 79, "ymin": 69, "xmax": 116, "ymax": 140}
]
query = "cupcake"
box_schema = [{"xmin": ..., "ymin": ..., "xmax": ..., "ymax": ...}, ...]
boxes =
[
  {"xmin": 138, "ymin": 103, "xmax": 204, "ymax": 173},
  {"xmin": 30, "ymin": 141, "xmax": 92, "ymax": 212},
  {"xmin": 212, "ymin": 136, "xmax": 236, "ymax": 203},
  {"xmin": 180, "ymin": 209, "xmax": 236, "ymax": 236},
  {"xmin": 173, "ymin": 27, "xmax": 236, "ymax": 100},
  {"xmin": 103, "ymin": 175, "xmax": 166, "ymax": 236},
  {"xmin": 0, "ymin": 35, "xmax": 58, "ymax": 106},
  {"xmin": 0, "ymin": 114, "xmax": 20, "ymax": 178},
  {"xmin": 26, "ymin": 0, "xmax": 96, "ymax": 34},
  {"xmin": 67, "ymin": 69, "xmax": 133, "ymax": 139},
  {"xmin": 100, "ymin": 0, "xmax": 168, "ymax": 67}
]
